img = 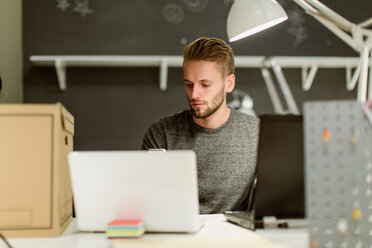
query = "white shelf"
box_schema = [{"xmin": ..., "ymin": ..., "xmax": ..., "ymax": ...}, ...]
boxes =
[
  {"xmin": 30, "ymin": 55, "xmax": 184, "ymax": 91},
  {"xmin": 30, "ymin": 55, "xmax": 359, "ymax": 91}
]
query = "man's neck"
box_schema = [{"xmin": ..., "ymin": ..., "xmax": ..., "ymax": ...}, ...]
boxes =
[{"xmin": 192, "ymin": 105, "xmax": 231, "ymax": 129}]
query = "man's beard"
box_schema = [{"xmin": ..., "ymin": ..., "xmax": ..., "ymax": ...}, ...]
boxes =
[{"xmin": 189, "ymin": 90, "xmax": 225, "ymax": 119}]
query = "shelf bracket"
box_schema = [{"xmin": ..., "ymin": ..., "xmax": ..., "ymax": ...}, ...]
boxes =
[
  {"xmin": 55, "ymin": 59, "xmax": 66, "ymax": 91},
  {"xmin": 159, "ymin": 59, "xmax": 168, "ymax": 91},
  {"xmin": 302, "ymin": 64, "xmax": 318, "ymax": 91},
  {"xmin": 346, "ymin": 63, "xmax": 361, "ymax": 91}
]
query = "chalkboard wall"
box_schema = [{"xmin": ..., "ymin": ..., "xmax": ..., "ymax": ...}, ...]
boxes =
[{"xmin": 23, "ymin": 0, "xmax": 371, "ymax": 150}]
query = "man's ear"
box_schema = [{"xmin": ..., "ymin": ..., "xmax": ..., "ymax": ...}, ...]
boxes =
[{"xmin": 225, "ymin": 74, "xmax": 235, "ymax": 93}]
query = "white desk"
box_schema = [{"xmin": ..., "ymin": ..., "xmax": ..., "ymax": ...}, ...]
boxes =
[{"xmin": 7, "ymin": 215, "xmax": 308, "ymax": 248}]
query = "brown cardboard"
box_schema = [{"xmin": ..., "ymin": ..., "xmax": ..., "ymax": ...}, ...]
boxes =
[{"xmin": 0, "ymin": 103, "xmax": 74, "ymax": 237}]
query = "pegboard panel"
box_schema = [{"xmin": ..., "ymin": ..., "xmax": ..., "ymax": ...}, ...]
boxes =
[{"xmin": 304, "ymin": 100, "xmax": 372, "ymax": 248}]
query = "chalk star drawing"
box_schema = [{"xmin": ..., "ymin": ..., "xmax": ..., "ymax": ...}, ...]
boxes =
[
  {"xmin": 73, "ymin": 0, "xmax": 94, "ymax": 17},
  {"xmin": 56, "ymin": 0, "xmax": 71, "ymax": 12}
]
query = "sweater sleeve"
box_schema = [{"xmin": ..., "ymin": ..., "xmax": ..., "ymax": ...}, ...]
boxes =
[{"xmin": 141, "ymin": 119, "xmax": 167, "ymax": 150}]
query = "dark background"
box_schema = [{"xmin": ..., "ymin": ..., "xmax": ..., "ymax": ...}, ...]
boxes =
[{"xmin": 22, "ymin": 0, "xmax": 370, "ymax": 150}]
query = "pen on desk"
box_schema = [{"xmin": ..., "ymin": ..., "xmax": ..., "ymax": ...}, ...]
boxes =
[{"xmin": 0, "ymin": 233, "xmax": 13, "ymax": 248}]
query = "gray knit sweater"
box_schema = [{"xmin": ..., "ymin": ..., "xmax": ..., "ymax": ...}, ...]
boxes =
[{"xmin": 141, "ymin": 109, "xmax": 259, "ymax": 214}]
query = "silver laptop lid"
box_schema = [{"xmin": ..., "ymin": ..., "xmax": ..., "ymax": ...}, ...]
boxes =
[{"xmin": 68, "ymin": 150, "xmax": 200, "ymax": 233}]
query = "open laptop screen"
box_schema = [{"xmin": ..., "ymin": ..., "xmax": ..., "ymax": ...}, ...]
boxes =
[{"xmin": 253, "ymin": 114, "xmax": 304, "ymax": 220}]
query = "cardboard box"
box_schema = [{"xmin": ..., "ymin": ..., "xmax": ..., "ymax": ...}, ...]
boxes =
[{"xmin": 0, "ymin": 103, "xmax": 74, "ymax": 237}]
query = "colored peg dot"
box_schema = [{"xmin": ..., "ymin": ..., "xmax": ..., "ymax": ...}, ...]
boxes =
[
  {"xmin": 323, "ymin": 129, "xmax": 331, "ymax": 143},
  {"xmin": 352, "ymin": 208, "xmax": 362, "ymax": 220},
  {"xmin": 337, "ymin": 219, "xmax": 348, "ymax": 234},
  {"xmin": 311, "ymin": 240, "xmax": 319, "ymax": 248}
]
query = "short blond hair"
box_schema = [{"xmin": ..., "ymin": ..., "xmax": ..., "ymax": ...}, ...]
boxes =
[{"xmin": 183, "ymin": 37, "xmax": 235, "ymax": 76}]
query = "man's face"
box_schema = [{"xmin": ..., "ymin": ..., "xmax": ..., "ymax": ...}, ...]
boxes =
[{"xmin": 183, "ymin": 60, "xmax": 228, "ymax": 119}]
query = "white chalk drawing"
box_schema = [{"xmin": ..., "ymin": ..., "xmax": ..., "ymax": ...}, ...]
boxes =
[
  {"xmin": 162, "ymin": 3, "xmax": 184, "ymax": 24},
  {"xmin": 162, "ymin": 0, "xmax": 212, "ymax": 25},
  {"xmin": 182, "ymin": 0, "xmax": 208, "ymax": 12},
  {"xmin": 277, "ymin": 0, "xmax": 309, "ymax": 47},
  {"xmin": 180, "ymin": 38, "xmax": 188, "ymax": 45},
  {"xmin": 73, "ymin": 0, "xmax": 94, "ymax": 17},
  {"xmin": 286, "ymin": 8, "xmax": 308, "ymax": 47},
  {"xmin": 56, "ymin": 0, "xmax": 71, "ymax": 11}
]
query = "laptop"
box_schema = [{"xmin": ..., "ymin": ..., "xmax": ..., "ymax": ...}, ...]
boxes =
[
  {"xmin": 224, "ymin": 114, "xmax": 306, "ymax": 230},
  {"xmin": 68, "ymin": 150, "xmax": 200, "ymax": 233}
]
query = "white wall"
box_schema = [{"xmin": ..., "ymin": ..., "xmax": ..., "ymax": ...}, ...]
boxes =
[{"xmin": 0, "ymin": 0, "xmax": 22, "ymax": 103}]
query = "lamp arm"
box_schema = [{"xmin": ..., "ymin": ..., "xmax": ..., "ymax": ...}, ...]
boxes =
[
  {"xmin": 291, "ymin": 0, "xmax": 318, "ymax": 14},
  {"xmin": 358, "ymin": 18, "xmax": 372, "ymax": 28},
  {"xmin": 309, "ymin": 12, "xmax": 360, "ymax": 52},
  {"xmin": 297, "ymin": 4, "xmax": 371, "ymax": 102},
  {"xmin": 292, "ymin": 0, "xmax": 372, "ymax": 53},
  {"xmin": 292, "ymin": 0, "xmax": 354, "ymax": 31},
  {"xmin": 357, "ymin": 46, "xmax": 370, "ymax": 102}
]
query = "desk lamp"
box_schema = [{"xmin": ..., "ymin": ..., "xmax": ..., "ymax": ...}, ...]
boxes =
[
  {"xmin": 227, "ymin": 0, "xmax": 372, "ymax": 102},
  {"xmin": 227, "ymin": 2, "xmax": 372, "ymax": 247}
]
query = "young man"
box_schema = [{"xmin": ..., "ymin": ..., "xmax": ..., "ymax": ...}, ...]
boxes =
[{"xmin": 141, "ymin": 37, "xmax": 259, "ymax": 214}]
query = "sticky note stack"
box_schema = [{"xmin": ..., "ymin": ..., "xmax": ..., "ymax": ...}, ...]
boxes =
[{"xmin": 106, "ymin": 220, "xmax": 145, "ymax": 238}]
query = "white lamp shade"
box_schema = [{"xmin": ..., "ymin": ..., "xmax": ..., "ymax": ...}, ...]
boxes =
[{"xmin": 227, "ymin": 0, "xmax": 288, "ymax": 42}]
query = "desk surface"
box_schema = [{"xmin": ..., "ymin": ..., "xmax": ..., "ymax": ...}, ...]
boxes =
[{"xmin": 7, "ymin": 215, "xmax": 308, "ymax": 248}]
